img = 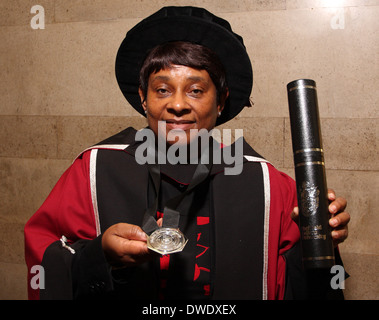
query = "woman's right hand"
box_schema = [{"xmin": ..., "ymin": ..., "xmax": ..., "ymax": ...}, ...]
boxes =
[{"xmin": 102, "ymin": 222, "xmax": 158, "ymax": 268}]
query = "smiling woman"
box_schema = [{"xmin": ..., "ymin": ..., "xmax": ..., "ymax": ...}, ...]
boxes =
[
  {"xmin": 140, "ymin": 64, "xmax": 224, "ymax": 145},
  {"xmin": 24, "ymin": 6, "xmax": 350, "ymax": 301}
]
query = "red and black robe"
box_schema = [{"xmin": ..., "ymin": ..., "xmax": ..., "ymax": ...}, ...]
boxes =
[{"xmin": 24, "ymin": 127, "xmax": 342, "ymax": 300}]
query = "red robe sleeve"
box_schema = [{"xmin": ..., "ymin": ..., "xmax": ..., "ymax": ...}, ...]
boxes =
[
  {"xmin": 24, "ymin": 151, "xmax": 97, "ymax": 300},
  {"xmin": 266, "ymin": 166, "xmax": 300, "ymax": 300}
]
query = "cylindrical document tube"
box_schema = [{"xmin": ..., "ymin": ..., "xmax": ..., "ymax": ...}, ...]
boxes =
[{"xmin": 287, "ymin": 79, "xmax": 335, "ymax": 269}]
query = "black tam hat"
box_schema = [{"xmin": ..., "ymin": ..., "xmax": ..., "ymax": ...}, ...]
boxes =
[{"xmin": 115, "ymin": 6, "xmax": 253, "ymax": 125}]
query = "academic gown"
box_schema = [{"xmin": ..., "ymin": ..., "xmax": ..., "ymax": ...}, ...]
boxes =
[{"xmin": 24, "ymin": 127, "xmax": 344, "ymax": 300}]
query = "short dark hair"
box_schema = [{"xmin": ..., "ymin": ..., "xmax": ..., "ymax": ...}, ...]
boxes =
[{"xmin": 139, "ymin": 41, "xmax": 228, "ymax": 103}]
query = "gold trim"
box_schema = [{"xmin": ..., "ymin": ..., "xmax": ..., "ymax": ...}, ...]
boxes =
[
  {"xmin": 294, "ymin": 148, "xmax": 323, "ymax": 155},
  {"xmin": 295, "ymin": 161, "xmax": 324, "ymax": 167},
  {"xmin": 288, "ymin": 85, "xmax": 317, "ymax": 92},
  {"xmin": 303, "ymin": 256, "xmax": 334, "ymax": 261}
]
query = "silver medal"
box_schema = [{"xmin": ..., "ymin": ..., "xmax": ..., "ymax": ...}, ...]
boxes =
[{"xmin": 147, "ymin": 228, "xmax": 188, "ymax": 255}]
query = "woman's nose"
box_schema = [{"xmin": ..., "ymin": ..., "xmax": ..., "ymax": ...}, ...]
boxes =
[{"xmin": 168, "ymin": 93, "xmax": 190, "ymax": 115}]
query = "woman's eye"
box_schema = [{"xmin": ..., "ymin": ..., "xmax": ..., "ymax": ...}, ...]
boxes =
[
  {"xmin": 156, "ymin": 88, "xmax": 170, "ymax": 96},
  {"xmin": 190, "ymin": 89, "xmax": 203, "ymax": 96}
]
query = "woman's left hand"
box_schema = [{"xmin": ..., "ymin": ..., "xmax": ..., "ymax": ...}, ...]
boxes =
[{"xmin": 291, "ymin": 189, "xmax": 350, "ymax": 247}]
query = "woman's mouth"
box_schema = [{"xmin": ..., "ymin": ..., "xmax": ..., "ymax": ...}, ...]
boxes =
[{"xmin": 165, "ymin": 119, "xmax": 196, "ymax": 131}]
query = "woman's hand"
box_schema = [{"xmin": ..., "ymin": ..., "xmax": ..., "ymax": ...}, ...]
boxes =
[
  {"xmin": 291, "ymin": 189, "xmax": 350, "ymax": 247},
  {"xmin": 102, "ymin": 223, "xmax": 158, "ymax": 268},
  {"xmin": 327, "ymin": 189, "xmax": 350, "ymax": 247}
]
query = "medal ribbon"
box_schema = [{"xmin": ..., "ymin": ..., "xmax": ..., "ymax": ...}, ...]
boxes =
[{"xmin": 142, "ymin": 160, "xmax": 212, "ymax": 235}]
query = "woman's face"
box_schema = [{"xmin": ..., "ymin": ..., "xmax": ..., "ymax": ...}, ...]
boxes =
[{"xmin": 139, "ymin": 65, "xmax": 225, "ymax": 145}]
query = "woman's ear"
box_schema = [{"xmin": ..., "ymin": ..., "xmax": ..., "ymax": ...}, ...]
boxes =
[{"xmin": 138, "ymin": 87, "xmax": 147, "ymax": 112}]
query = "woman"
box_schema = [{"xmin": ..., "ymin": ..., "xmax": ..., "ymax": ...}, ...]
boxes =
[{"xmin": 24, "ymin": 6, "xmax": 349, "ymax": 300}]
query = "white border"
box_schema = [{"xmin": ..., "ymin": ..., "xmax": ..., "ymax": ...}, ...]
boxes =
[
  {"xmin": 89, "ymin": 149, "xmax": 101, "ymax": 236},
  {"xmin": 260, "ymin": 162, "xmax": 271, "ymax": 300}
]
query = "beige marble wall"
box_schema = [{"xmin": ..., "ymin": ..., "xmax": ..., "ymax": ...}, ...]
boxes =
[{"xmin": 0, "ymin": 0, "xmax": 377, "ymax": 300}]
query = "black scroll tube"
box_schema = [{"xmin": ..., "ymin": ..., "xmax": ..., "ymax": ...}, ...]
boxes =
[{"xmin": 287, "ymin": 79, "xmax": 335, "ymax": 270}]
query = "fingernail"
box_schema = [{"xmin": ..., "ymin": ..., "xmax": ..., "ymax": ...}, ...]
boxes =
[
  {"xmin": 329, "ymin": 205, "xmax": 337, "ymax": 214},
  {"xmin": 330, "ymin": 218, "xmax": 338, "ymax": 227},
  {"xmin": 139, "ymin": 231, "xmax": 147, "ymax": 240}
]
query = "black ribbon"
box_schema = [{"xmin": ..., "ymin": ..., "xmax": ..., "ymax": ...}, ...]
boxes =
[
  {"xmin": 142, "ymin": 160, "xmax": 212, "ymax": 235},
  {"xmin": 142, "ymin": 163, "xmax": 162, "ymax": 235}
]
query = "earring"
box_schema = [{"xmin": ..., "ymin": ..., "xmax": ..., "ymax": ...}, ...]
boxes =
[{"xmin": 218, "ymin": 111, "xmax": 222, "ymax": 117}]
